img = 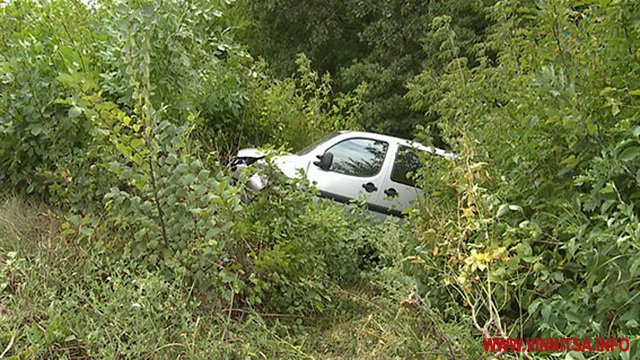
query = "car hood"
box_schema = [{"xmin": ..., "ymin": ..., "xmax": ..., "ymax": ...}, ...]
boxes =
[
  {"xmin": 272, "ymin": 154, "xmax": 305, "ymax": 178},
  {"xmin": 235, "ymin": 148, "xmax": 306, "ymax": 178},
  {"xmin": 236, "ymin": 148, "xmax": 267, "ymax": 159}
]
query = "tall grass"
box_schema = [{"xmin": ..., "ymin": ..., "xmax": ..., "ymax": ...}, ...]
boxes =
[{"xmin": 0, "ymin": 195, "xmax": 478, "ymax": 358}]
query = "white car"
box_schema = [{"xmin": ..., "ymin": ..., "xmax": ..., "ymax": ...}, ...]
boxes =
[{"xmin": 230, "ymin": 131, "xmax": 454, "ymax": 217}]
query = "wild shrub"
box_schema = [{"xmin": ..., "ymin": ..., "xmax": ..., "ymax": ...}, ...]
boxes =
[
  {"xmin": 402, "ymin": 0, "xmax": 640, "ymax": 351},
  {"xmin": 0, "ymin": 0, "xmax": 100, "ymax": 194}
]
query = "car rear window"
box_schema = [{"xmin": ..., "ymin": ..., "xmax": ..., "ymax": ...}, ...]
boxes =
[{"xmin": 390, "ymin": 146, "xmax": 423, "ymax": 187}]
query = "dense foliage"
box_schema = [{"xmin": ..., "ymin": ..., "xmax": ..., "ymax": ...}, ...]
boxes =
[
  {"xmin": 408, "ymin": 0, "xmax": 640, "ymax": 341},
  {"xmin": 1, "ymin": 0, "xmax": 639, "ymax": 358},
  {"xmin": 239, "ymin": 0, "xmax": 494, "ymax": 141}
]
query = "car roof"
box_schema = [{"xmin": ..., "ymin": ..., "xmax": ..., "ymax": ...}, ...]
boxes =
[{"xmin": 337, "ymin": 130, "xmax": 456, "ymax": 160}]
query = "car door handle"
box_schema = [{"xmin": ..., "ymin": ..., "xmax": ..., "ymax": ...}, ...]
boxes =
[
  {"xmin": 384, "ymin": 188, "xmax": 398, "ymax": 197},
  {"xmin": 362, "ymin": 182, "xmax": 378, "ymax": 193}
]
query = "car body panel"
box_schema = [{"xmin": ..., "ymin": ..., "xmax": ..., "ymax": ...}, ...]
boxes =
[
  {"xmin": 305, "ymin": 136, "xmax": 392, "ymax": 212},
  {"xmin": 230, "ymin": 131, "xmax": 454, "ymax": 217}
]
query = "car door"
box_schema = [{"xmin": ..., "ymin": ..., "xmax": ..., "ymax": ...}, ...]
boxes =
[
  {"xmin": 305, "ymin": 136, "xmax": 390, "ymax": 212},
  {"xmin": 376, "ymin": 144, "xmax": 424, "ymax": 216}
]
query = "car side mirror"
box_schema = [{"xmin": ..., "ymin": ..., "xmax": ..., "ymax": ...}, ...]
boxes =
[{"xmin": 313, "ymin": 152, "xmax": 333, "ymax": 170}]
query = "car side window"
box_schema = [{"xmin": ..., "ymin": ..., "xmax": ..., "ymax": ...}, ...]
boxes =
[
  {"xmin": 325, "ymin": 138, "xmax": 388, "ymax": 177},
  {"xmin": 390, "ymin": 146, "xmax": 422, "ymax": 187}
]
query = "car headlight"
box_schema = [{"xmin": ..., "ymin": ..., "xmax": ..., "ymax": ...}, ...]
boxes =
[{"xmin": 230, "ymin": 156, "xmax": 262, "ymax": 170}]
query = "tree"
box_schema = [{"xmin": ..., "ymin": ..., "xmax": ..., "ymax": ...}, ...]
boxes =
[{"xmin": 239, "ymin": 0, "xmax": 495, "ymax": 140}]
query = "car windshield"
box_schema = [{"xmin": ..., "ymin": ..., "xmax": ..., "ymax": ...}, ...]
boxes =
[{"xmin": 296, "ymin": 131, "xmax": 341, "ymax": 155}]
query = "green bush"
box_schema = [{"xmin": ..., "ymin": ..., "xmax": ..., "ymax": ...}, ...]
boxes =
[
  {"xmin": 0, "ymin": 0, "xmax": 100, "ymax": 194},
  {"xmin": 4, "ymin": 0, "xmax": 640, "ymax": 358},
  {"xmin": 399, "ymin": 0, "xmax": 640, "ymax": 353}
]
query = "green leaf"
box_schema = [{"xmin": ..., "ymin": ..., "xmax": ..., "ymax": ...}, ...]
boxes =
[
  {"xmin": 68, "ymin": 106, "xmax": 82, "ymax": 118},
  {"xmin": 30, "ymin": 124, "xmax": 45, "ymax": 136},
  {"xmin": 528, "ymin": 298, "xmax": 542, "ymax": 315},
  {"xmin": 625, "ymin": 319, "xmax": 639, "ymax": 328},
  {"xmin": 165, "ymin": 154, "xmax": 178, "ymax": 165},
  {"xmin": 131, "ymin": 138, "xmax": 145, "ymax": 149},
  {"xmin": 619, "ymin": 146, "xmax": 640, "ymax": 162},
  {"xmin": 175, "ymin": 164, "xmax": 190, "ymax": 173},
  {"xmin": 611, "ymin": 103, "xmax": 620, "ymax": 116},
  {"xmin": 496, "ymin": 204, "xmax": 508, "ymax": 218},
  {"xmin": 193, "ymin": 184, "xmax": 207, "ymax": 196},
  {"xmin": 181, "ymin": 173, "xmax": 196, "ymax": 185},
  {"xmin": 541, "ymin": 304, "xmax": 551, "ymax": 322},
  {"xmin": 630, "ymin": 257, "xmax": 640, "ymax": 277},
  {"xmin": 197, "ymin": 170, "xmax": 210, "ymax": 181},
  {"xmin": 69, "ymin": 215, "xmax": 82, "ymax": 226},
  {"xmin": 497, "ymin": 204, "xmax": 522, "ymax": 217},
  {"xmin": 508, "ymin": 204, "xmax": 523, "ymax": 212}
]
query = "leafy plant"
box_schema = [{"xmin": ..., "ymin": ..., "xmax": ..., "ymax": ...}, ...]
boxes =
[{"xmin": 402, "ymin": 0, "xmax": 640, "ymax": 353}]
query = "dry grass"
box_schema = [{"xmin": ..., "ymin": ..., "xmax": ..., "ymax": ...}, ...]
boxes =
[{"xmin": 0, "ymin": 194, "xmax": 64, "ymax": 260}]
